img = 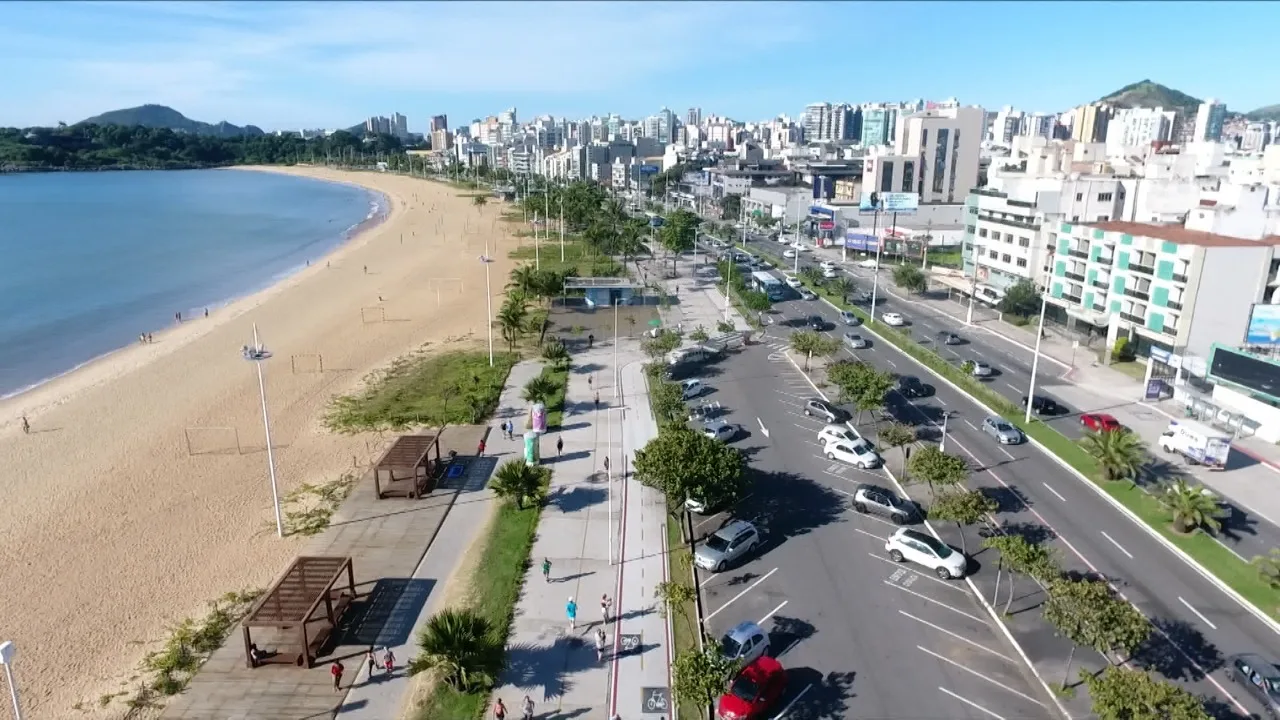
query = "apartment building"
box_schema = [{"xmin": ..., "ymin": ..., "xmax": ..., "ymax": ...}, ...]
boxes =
[
  {"xmin": 889, "ymin": 106, "xmax": 985, "ymax": 205},
  {"xmin": 1194, "ymin": 99, "xmax": 1228, "ymax": 142},
  {"xmin": 1106, "ymin": 107, "xmax": 1175, "ymax": 157},
  {"xmin": 1070, "ymin": 103, "xmax": 1111, "ymax": 143},
  {"xmin": 963, "ymin": 187, "xmax": 1048, "ymax": 289}
]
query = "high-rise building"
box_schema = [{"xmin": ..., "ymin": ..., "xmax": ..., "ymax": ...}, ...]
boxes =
[
  {"xmin": 1241, "ymin": 122, "xmax": 1273, "ymax": 152},
  {"xmin": 1107, "ymin": 107, "xmax": 1175, "ymax": 154},
  {"xmin": 499, "ymin": 108, "xmax": 517, "ymax": 126},
  {"xmin": 894, "ymin": 106, "xmax": 984, "ymax": 204},
  {"xmin": 1194, "ymin": 99, "xmax": 1228, "ymax": 142},
  {"xmin": 802, "ymin": 103, "xmax": 830, "ymax": 142},
  {"xmin": 992, "ymin": 106, "xmax": 1024, "ymax": 144},
  {"xmin": 391, "ymin": 112, "xmax": 408, "ymax": 140},
  {"xmin": 1070, "ymin": 103, "xmax": 1112, "ymax": 143},
  {"xmin": 687, "ymin": 107, "xmax": 702, "ymax": 128},
  {"xmin": 430, "ymin": 115, "xmax": 448, "ymax": 132},
  {"xmin": 659, "ymin": 107, "xmax": 675, "ymax": 144},
  {"xmin": 860, "ymin": 105, "xmax": 893, "ymax": 146}
]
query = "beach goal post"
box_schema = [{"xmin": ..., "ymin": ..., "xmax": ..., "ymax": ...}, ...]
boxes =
[
  {"xmin": 184, "ymin": 426, "xmax": 242, "ymax": 456},
  {"xmin": 290, "ymin": 354, "xmax": 325, "ymax": 374},
  {"xmin": 360, "ymin": 306, "xmax": 386, "ymax": 324}
]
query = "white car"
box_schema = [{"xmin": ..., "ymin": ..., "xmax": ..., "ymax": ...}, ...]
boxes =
[
  {"xmin": 775, "ymin": 235, "xmax": 790, "ymax": 244},
  {"xmin": 790, "ymin": 243, "xmax": 810, "ymax": 252},
  {"xmin": 881, "ymin": 312, "xmax": 906, "ymax": 326},
  {"xmin": 971, "ymin": 361, "xmax": 994, "ymax": 377},
  {"xmin": 825, "ymin": 437, "xmax": 882, "ymax": 469},
  {"xmin": 799, "ymin": 289, "xmax": 818, "ymax": 301},
  {"xmin": 817, "ymin": 424, "xmax": 858, "ymax": 446},
  {"xmin": 885, "ymin": 528, "xmax": 968, "ymax": 580},
  {"xmin": 857, "ymin": 258, "xmax": 879, "ymax": 269},
  {"xmin": 822, "ymin": 267, "xmax": 838, "ymax": 279},
  {"xmin": 703, "ymin": 419, "xmax": 739, "ymax": 443},
  {"xmin": 681, "ymin": 379, "xmax": 709, "ymax": 400},
  {"xmin": 820, "ymin": 260, "xmax": 837, "ymax": 271},
  {"xmin": 783, "ymin": 249, "xmax": 797, "ymax": 259},
  {"xmin": 784, "ymin": 275, "xmax": 802, "ymax": 288}
]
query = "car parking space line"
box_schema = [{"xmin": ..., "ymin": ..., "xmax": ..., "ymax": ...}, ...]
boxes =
[
  {"xmin": 853, "ymin": 512, "xmax": 902, "ymax": 530},
  {"xmin": 1003, "ymin": 382, "xmax": 1021, "ymax": 393},
  {"xmin": 852, "ymin": 527, "xmax": 888, "ymax": 543},
  {"xmin": 900, "ymin": 611, "xmax": 1015, "ymax": 664},
  {"xmin": 997, "ymin": 446, "xmax": 1016, "ymax": 461},
  {"xmin": 772, "ymin": 682, "xmax": 814, "ymax": 718},
  {"xmin": 1178, "ymin": 596, "xmax": 1219, "ymax": 630},
  {"xmin": 758, "ymin": 600, "xmax": 788, "ymax": 625},
  {"xmin": 937, "ymin": 687, "xmax": 1007, "ymax": 720},
  {"xmin": 867, "ymin": 554, "xmax": 970, "ymax": 593},
  {"xmin": 703, "ymin": 567, "xmax": 779, "ymax": 621},
  {"xmin": 936, "ymin": 397, "xmax": 947, "ymax": 406},
  {"xmin": 883, "ymin": 581, "xmax": 987, "ymax": 624},
  {"xmin": 699, "ymin": 572, "xmax": 719, "ymax": 588},
  {"xmin": 1100, "ymin": 531, "xmax": 1134, "ymax": 559},
  {"xmin": 1041, "ymin": 482, "xmax": 1066, "ymax": 502},
  {"xmin": 821, "ymin": 465, "xmax": 886, "ymax": 482},
  {"xmin": 916, "ymin": 646, "xmax": 1045, "ymax": 707},
  {"xmin": 963, "ymin": 419, "xmax": 980, "ymax": 432}
]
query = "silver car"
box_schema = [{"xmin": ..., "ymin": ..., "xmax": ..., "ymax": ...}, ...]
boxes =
[
  {"xmin": 982, "ymin": 416, "xmax": 1023, "ymax": 445},
  {"xmin": 694, "ymin": 519, "xmax": 760, "ymax": 572},
  {"xmin": 843, "ymin": 332, "xmax": 868, "ymax": 349},
  {"xmin": 720, "ymin": 621, "xmax": 769, "ymax": 667}
]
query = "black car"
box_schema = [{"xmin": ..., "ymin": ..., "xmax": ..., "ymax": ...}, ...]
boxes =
[
  {"xmin": 938, "ymin": 331, "xmax": 963, "ymax": 345},
  {"xmin": 807, "ymin": 315, "xmax": 828, "ymax": 331},
  {"xmin": 1226, "ymin": 653, "xmax": 1280, "ymax": 717},
  {"xmin": 897, "ymin": 375, "xmax": 932, "ymax": 398},
  {"xmin": 1023, "ymin": 394, "xmax": 1061, "ymax": 415}
]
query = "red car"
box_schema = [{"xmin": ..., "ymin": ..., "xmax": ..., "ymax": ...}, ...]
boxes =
[
  {"xmin": 717, "ymin": 655, "xmax": 787, "ymax": 719},
  {"xmin": 1081, "ymin": 413, "xmax": 1122, "ymax": 432}
]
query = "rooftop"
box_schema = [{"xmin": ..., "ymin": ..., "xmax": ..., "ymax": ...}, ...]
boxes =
[{"xmin": 1084, "ymin": 221, "xmax": 1280, "ymax": 248}]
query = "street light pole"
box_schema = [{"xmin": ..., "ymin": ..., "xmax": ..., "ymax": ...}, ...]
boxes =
[
  {"xmin": 480, "ymin": 251, "xmax": 494, "ymax": 366},
  {"xmin": 1024, "ymin": 293, "xmax": 1049, "ymax": 424},
  {"xmin": 0, "ymin": 641, "xmax": 23, "ymax": 720},
  {"xmin": 966, "ymin": 268, "xmax": 978, "ymax": 326},
  {"xmin": 868, "ymin": 208, "xmax": 884, "ymax": 324},
  {"xmin": 940, "ymin": 411, "xmax": 950, "ymax": 453},
  {"xmin": 559, "ymin": 191, "xmax": 565, "ymax": 262},
  {"xmin": 243, "ymin": 325, "xmax": 283, "ymax": 538}
]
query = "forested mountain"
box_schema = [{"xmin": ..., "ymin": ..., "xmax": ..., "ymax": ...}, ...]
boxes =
[{"xmin": 77, "ymin": 104, "xmax": 265, "ymax": 138}]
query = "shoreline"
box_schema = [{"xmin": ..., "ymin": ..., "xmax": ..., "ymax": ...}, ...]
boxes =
[{"xmin": 0, "ymin": 168, "xmax": 392, "ymax": 430}]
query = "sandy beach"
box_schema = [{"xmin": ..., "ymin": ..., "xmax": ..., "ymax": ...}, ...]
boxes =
[{"xmin": 0, "ymin": 167, "xmax": 517, "ymax": 718}]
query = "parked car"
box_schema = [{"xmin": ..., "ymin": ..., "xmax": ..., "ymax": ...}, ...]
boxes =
[
  {"xmin": 854, "ymin": 290, "xmax": 874, "ymax": 304},
  {"xmin": 838, "ymin": 310, "xmax": 860, "ymax": 326},
  {"xmin": 885, "ymin": 527, "xmax": 968, "ymax": 579},
  {"xmin": 717, "ymin": 656, "xmax": 787, "ymax": 720},
  {"xmin": 825, "ymin": 437, "xmax": 882, "ymax": 469},
  {"xmin": 896, "ymin": 375, "xmax": 930, "ymax": 398},
  {"xmin": 820, "ymin": 260, "xmax": 837, "ymax": 271},
  {"xmin": 843, "ymin": 332, "xmax": 869, "ymax": 350},
  {"xmin": 804, "ymin": 398, "xmax": 847, "ymax": 423},
  {"xmin": 881, "ymin": 311, "xmax": 906, "ymax": 326},
  {"xmin": 817, "ymin": 424, "xmax": 858, "ymax": 446},
  {"xmin": 799, "ymin": 289, "xmax": 818, "ymax": 301},
  {"xmin": 857, "ymin": 258, "xmax": 878, "ymax": 269},
  {"xmin": 807, "ymin": 315, "xmax": 827, "ymax": 331},
  {"xmin": 1023, "ymin": 394, "xmax": 1061, "ymax": 415},
  {"xmin": 681, "ymin": 379, "xmax": 709, "ymax": 400},
  {"xmin": 822, "ymin": 267, "xmax": 838, "ymax": 278},
  {"xmin": 1225, "ymin": 653, "xmax": 1280, "ymax": 717},
  {"xmin": 719, "ymin": 621, "xmax": 769, "ymax": 667},
  {"xmin": 784, "ymin": 275, "xmax": 802, "ymax": 288},
  {"xmin": 1080, "ymin": 413, "xmax": 1122, "ymax": 432},
  {"xmin": 982, "ymin": 415, "xmax": 1024, "ymax": 445},
  {"xmin": 703, "ymin": 419, "xmax": 740, "ymax": 443},
  {"xmin": 694, "ymin": 519, "xmax": 760, "ymax": 572},
  {"xmin": 939, "ymin": 331, "xmax": 963, "ymax": 345},
  {"xmin": 852, "ymin": 483, "xmax": 917, "ymax": 524},
  {"xmin": 789, "ymin": 242, "xmax": 810, "ymax": 252},
  {"xmin": 970, "ymin": 360, "xmax": 994, "ymax": 377},
  {"xmin": 783, "ymin": 249, "xmax": 797, "ymax": 259}
]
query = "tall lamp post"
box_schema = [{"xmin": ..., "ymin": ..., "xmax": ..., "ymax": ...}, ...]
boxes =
[
  {"xmin": 479, "ymin": 252, "xmax": 495, "ymax": 366},
  {"xmin": 868, "ymin": 205, "xmax": 885, "ymax": 324},
  {"xmin": 0, "ymin": 641, "xmax": 22, "ymax": 720},
  {"xmin": 606, "ymin": 404, "xmax": 630, "ymax": 566},
  {"xmin": 242, "ymin": 326, "xmax": 283, "ymax": 538},
  {"xmin": 1023, "ymin": 293, "xmax": 1050, "ymax": 424}
]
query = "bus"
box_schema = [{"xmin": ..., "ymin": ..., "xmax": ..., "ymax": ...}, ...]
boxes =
[{"xmin": 751, "ymin": 271, "xmax": 785, "ymax": 301}]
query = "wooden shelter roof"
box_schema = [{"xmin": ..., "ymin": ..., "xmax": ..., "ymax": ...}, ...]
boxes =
[
  {"xmin": 245, "ymin": 556, "xmax": 353, "ymax": 625},
  {"xmin": 375, "ymin": 434, "xmax": 440, "ymax": 470}
]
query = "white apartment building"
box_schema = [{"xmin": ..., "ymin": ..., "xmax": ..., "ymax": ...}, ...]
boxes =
[
  {"xmin": 1241, "ymin": 123, "xmax": 1273, "ymax": 152},
  {"xmin": 992, "ymin": 106, "xmax": 1024, "ymax": 145},
  {"xmin": 1106, "ymin": 107, "xmax": 1176, "ymax": 157},
  {"xmin": 1194, "ymin": 99, "xmax": 1228, "ymax": 142},
  {"xmin": 878, "ymin": 106, "xmax": 984, "ymax": 205}
]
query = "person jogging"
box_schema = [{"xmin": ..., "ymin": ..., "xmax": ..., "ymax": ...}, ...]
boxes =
[
  {"xmin": 566, "ymin": 596, "xmax": 578, "ymax": 631},
  {"xmin": 521, "ymin": 695, "xmax": 535, "ymax": 720},
  {"xmin": 542, "ymin": 557, "xmax": 552, "ymax": 582}
]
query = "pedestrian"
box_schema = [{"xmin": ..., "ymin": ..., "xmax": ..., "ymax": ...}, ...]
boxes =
[
  {"xmin": 204, "ymin": 308, "xmax": 209, "ymax": 318},
  {"xmin": 587, "ymin": 375, "xmax": 593, "ymax": 389},
  {"xmin": 541, "ymin": 557, "xmax": 551, "ymax": 582},
  {"xmin": 146, "ymin": 333, "xmax": 153, "ymax": 343},
  {"xmin": 330, "ymin": 660, "xmax": 344, "ymax": 691},
  {"xmin": 603, "ymin": 455, "xmax": 611, "ymax": 476},
  {"xmin": 382, "ymin": 647, "xmax": 395, "ymax": 675},
  {"xmin": 521, "ymin": 695, "xmax": 535, "ymax": 720},
  {"xmin": 594, "ymin": 392, "xmax": 600, "ymax": 410},
  {"xmin": 366, "ymin": 646, "xmax": 376, "ymax": 679},
  {"xmin": 175, "ymin": 311, "xmax": 182, "ymax": 322},
  {"xmin": 588, "ymin": 333, "xmax": 594, "ymax": 348},
  {"xmin": 595, "ymin": 626, "xmax": 607, "ymax": 662},
  {"xmin": 601, "ymin": 593, "xmax": 613, "ymax": 624},
  {"xmin": 566, "ymin": 596, "xmax": 577, "ymax": 632},
  {"xmin": 21, "ymin": 416, "xmax": 30, "ymax": 435},
  {"xmin": 493, "ymin": 697, "xmax": 507, "ymax": 720},
  {"xmin": 478, "ymin": 438, "xmax": 486, "ymax": 455},
  {"xmin": 556, "ymin": 435, "xmax": 564, "ymax": 458},
  {"xmin": 139, "ymin": 333, "xmax": 145, "ymax": 344},
  {"xmin": 363, "ymin": 264, "xmax": 368, "ymax": 274}
]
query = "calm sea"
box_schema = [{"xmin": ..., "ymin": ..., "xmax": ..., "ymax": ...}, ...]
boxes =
[{"xmin": 0, "ymin": 169, "xmax": 383, "ymax": 399}]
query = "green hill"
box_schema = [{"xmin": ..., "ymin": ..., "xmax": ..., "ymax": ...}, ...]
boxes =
[
  {"xmin": 1096, "ymin": 80, "xmax": 1201, "ymax": 114},
  {"xmin": 77, "ymin": 104, "xmax": 264, "ymax": 138},
  {"xmin": 1245, "ymin": 104, "xmax": 1280, "ymax": 122}
]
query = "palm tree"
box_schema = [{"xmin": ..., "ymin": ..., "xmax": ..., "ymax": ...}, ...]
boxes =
[
  {"xmin": 522, "ymin": 374, "xmax": 559, "ymax": 405},
  {"xmin": 489, "ymin": 460, "xmax": 546, "ymax": 509},
  {"xmin": 800, "ymin": 266, "xmax": 824, "ymax": 287},
  {"xmin": 540, "ymin": 339, "xmax": 569, "ymax": 367},
  {"xmin": 508, "ymin": 265, "xmax": 538, "ymax": 296},
  {"xmin": 496, "ymin": 303, "xmax": 527, "ymax": 352},
  {"xmin": 830, "ymin": 277, "xmax": 856, "ymax": 303},
  {"xmin": 1159, "ymin": 479, "xmax": 1226, "ymax": 535},
  {"xmin": 407, "ymin": 608, "xmax": 499, "ymax": 690},
  {"xmin": 1079, "ymin": 429, "xmax": 1145, "ymax": 481}
]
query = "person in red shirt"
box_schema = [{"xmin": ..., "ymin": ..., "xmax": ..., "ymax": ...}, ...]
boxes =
[
  {"xmin": 330, "ymin": 660, "xmax": 344, "ymax": 691},
  {"xmin": 478, "ymin": 438, "xmax": 486, "ymax": 455},
  {"xmin": 492, "ymin": 697, "xmax": 507, "ymax": 719}
]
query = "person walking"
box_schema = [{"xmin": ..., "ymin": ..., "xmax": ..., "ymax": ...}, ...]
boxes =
[
  {"xmin": 382, "ymin": 647, "xmax": 395, "ymax": 675},
  {"xmin": 594, "ymin": 626, "xmax": 607, "ymax": 662},
  {"xmin": 603, "ymin": 455, "xmax": 611, "ymax": 477},
  {"xmin": 330, "ymin": 660, "xmax": 345, "ymax": 692},
  {"xmin": 587, "ymin": 375, "xmax": 593, "ymax": 389},
  {"xmin": 21, "ymin": 416, "xmax": 30, "ymax": 435},
  {"xmin": 541, "ymin": 557, "xmax": 552, "ymax": 582},
  {"xmin": 566, "ymin": 596, "xmax": 578, "ymax": 632},
  {"xmin": 493, "ymin": 697, "xmax": 507, "ymax": 720},
  {"xmin": 594, "ymin": 392, "xmax": 600, "ymax": 410},
  {"xmin": 601, "ymin": 593, "xmax": 613, "ymax": 624},
  {"xmin": 365, "ymin": 646, "xmax": 376, "ymax": 680},
  {"xmin": 521, "ymin": 695, "xmax": 535, "ymax": 720},
  {"xmin": 587, "ymin": 333, "xmax": 595, "ymax": 348},
  {"xmin": 556, "ymin": 435, "xmax": 564, "ymax": 458},
  {"xmin": 478, "ymin": 438, "xmax": 486, "ymax": 455}
]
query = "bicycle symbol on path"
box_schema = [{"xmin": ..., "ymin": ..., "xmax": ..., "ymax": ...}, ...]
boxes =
[
  {"xmin": 620, "ymin": 633, "xmax": 641, "ymax": 653},
  {"xmin": 644, "ymin": 688, "xmax": 669, "ymax": 713}
]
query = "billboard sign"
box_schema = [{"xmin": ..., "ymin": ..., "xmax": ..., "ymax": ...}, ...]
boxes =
[
  {"xmin": 1208, "ymin": 344, "xmax": 1280, "ymax": 402},
  {"xmin": 813, "ymin": 175, "xmax": 834, "ymax": 200},
  {"xmin": 819, "ymin": 220, "xmax": 836, "ymax": 231},
  {"xmin": 1245, "ymin": 304, "xmax": 1280, "ymax": 346},
  {"xmin": 859, "ymin": 191, "xmax": 919, "ymax": 215},
  {"xmin": 808, "ymin": 205, "xmax": 835, "ymax": 218},
  {"xmin": 637, "ymin": 164, "xmax": 660, "ymax": 175},
  {"xmin": 844, "ymin": 231, "xmax": 879, "ymax": 251}
]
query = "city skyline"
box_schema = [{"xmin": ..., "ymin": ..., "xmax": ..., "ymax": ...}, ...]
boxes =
[{"xmin": 3, "ymin": 1, "xmax": 1278, "ymax": 131}]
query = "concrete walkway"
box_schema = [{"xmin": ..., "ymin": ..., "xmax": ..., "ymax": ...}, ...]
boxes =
[{"xmin": 489, "ymin": 342, "xmax": 668, "ymax": 719}]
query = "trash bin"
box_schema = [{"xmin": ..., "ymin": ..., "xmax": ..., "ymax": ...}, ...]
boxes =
[
  {"xmin": 530, "ymin": 402, "xmax": 547, "ymax": 434},
  {"xmin": 523, "ymin": 431, "xmax": 540, "ymax": 464}
]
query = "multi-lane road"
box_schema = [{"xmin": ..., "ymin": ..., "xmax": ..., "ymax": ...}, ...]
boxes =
[{"xmin": 680, "ymin": 239, "xmax": 1280, "ymax": 719}]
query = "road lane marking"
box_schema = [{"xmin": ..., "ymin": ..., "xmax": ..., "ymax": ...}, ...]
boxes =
[
  {"xmin": 1041, "ymin": 483, "xmax": 1066, "ymax": 502},
  {"xmin": 900, "ymin": 611, "xmax": 1015, "ymax": 664},
  {"xmin": 963, "ymin": 419, "xmax": 980, "ymax": 432},
  {"xmin": 757, "ymin": 417, "xmax": 771, "ymax": 438},
  {"xmin": 1178, "ymin": 597, "xmax": 1218, "ymax": 630},
  {"xmin": 1004, "ymin": 382, "xmax": 1021, "ymax": 393},
  {"xmin": 700, "ymin": 573, "xmax": 719, "ymax": 588},
  {"xmin": 704, "ymin": 568, "xmax": 779, "ymax": 621},
  {"xmin": 997, "ymin": 446, "xmax": 1016, "ymax": 461},
  {"xmin": 772, "ymin": 682, "xmax": 814, "ymax": 718},
  {"xmin": 853, "ymin": 527, "xmax": 888, "ymax": 542},
  {"xmin": 937, "ymin": 397, "xmax": 947, "ymax": 406},
  {"xmin": 866, "ymin": 554, "xmax": 969, "ymax": 593},
  {"xmin": 916, "ymin": 646, "xmax": 1045, "ymax": 707},
  {"xmin": 938, "ymin": 687, "xmax": 1007, "ymax": 720},
  {"xmin": 883, "ymin": 580, "xmax": 987, "ymax": 623},
  {"xmin": 1100, "ymin": 531, "xmax": 1134, "ymax": 559},
  {"xmin": 885, "ymin": 358, "xmax": 898, "ymax": 367},
  {"xmin": 758, "ymin": 601, "xmax": 788, "ymax": 624}
]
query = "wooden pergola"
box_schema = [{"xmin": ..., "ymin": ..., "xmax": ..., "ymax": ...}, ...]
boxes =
[
  {"xmin": 241, "ymin": 556, "xmax": 356, "ymax": 668},
  {"xmin": 373, "ymin": 433, "xmax": 442, "ymax": 499}
]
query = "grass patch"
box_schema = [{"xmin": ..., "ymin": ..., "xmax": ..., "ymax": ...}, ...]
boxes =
[
  {"xmin": 507, "ymin": 236, "xmax": 624, "ymax": 278},
  {"xmin": 325, "ymin": 349, "xmax": 518, "ymax": 432},
  {"xmin": 413, "ymin": 476, "xmax": 550, "ymax": 719},
  {"xmin": 779, "ymin": 260, "xmax": 1280, "ymax": 621},
  {"xmin": 282, "ymin": 471, "xmax": 358, "ymax": 536},
  {"xmin": 1108, "ymin": 359, "xmax": 1148, "ymax": 381},
  {"xmin": 666, "ymin": 513, "xmax": 702, "ymax": 720},
  {"xmin": 536, "ymin": 363, "xmax": 570, "ymax": 429}
]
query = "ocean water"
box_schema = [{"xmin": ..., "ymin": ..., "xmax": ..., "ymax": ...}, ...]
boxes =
[{"xmin": 0, "ymin": 169, "xmax": 383, "ymax": 399}]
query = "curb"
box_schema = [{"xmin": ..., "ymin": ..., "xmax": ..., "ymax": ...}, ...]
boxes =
[{"xmin": 817, "ymin": 295, "xmax": 1280, "ymax": 638}]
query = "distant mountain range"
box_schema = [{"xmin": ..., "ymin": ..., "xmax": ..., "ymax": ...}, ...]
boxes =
[
  {"xmin": 77, "ymin": 104, "xmax": 266, "ymax": 137},
  {"xmin": 1094, "ymin": 80, "xmax": 1279, "ymax": 122}
]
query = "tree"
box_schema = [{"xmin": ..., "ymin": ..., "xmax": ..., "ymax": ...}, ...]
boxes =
[
  {"xmin": 740, "ymin": 290, "xmax": 772, "ymax": 313},
  {"xmin": 472, "ymin": 195, "xmax": 488, "ymax": 209},
  {"xmin": 905, "ymin": 445, "xmax": 969, "ymax": 494},
  {"xmin": 660, "ymin": 209, "xmax": 700, "ymax": 274},
  {"xmin": 721, "ymin": 194, "xmax": 741, "ymax": 221},
  {"xmin": 788, "ymin": 330, "xmax": 838, "ymax": 371},
  {"xmin": 892, "ymin": 264, "xmax": 926, "ymax": 294},
  {"xmin": 540, "ymin": 339, "xmax": 569, "ymax": 367},
  {"xmin": 655, "ymin": 580, "xmax": 698, "ymax": 637},
  {"xmin": 829, "ymin": 276, "xmax": 856, "ymax": 303},
  {"xmin": 689, "ymin": 325, "xmax": 710, "ymax": 342},
  {"xmin": 489, "ymin": 460, "xmax": 547, "ymax": 509},
  {"xmin": 1079, "ymin": 429, "xmax": 1146, "ymax": 482},
  {"xmin": 1084, "ymin": 665, "xmax": 1211, "ymax": 720},
  {"xmin": 496, "ymin": 302, "xmax": 528, "ymax": 352},
  {"xmin": 507, "ymin": 265, "xmax": 538, "ymax": 296},
  {"xmin": 633, "ymin": 423, "xmax": 745, "ymax": 510},
  {"xmin": 649, "ymin": 379, "xmax": 688, "ymax": 426},
  {"xmin": 1253, "ymin": 548, "xmax": 1280, "ymax": 593},
  {"xmin": 998, "ymin": 280, "xmax": 1041, "ymax": 318},
  {"xmin": 1158, "ymin": 479, "xmax": 1226, "ymax": 535},
  {"xmin": 407, "ymin": 608, "xmax": 500, "ymax": 690},
  {"xmin": 826, "ymin": 360, "xmax": 896, "ymax": 424},
  {"xmin": 800, "ymin": 266, "xmax": 824, "ymax": 287},
  {"xmin": 673, "ymin": 643, "xmax": 739, "ymax": 710},
  {"xmin": 1044, "ymin": 577, "xmax": 1151, "ymax": 688},
  {"xmin": 983, "ymin": 534, "xmax": 1058, "ymax": 614},
  {"xmin": 927, "ymin": 489, "xmax": 997, "ymax": 553},
  {"xmin": 522, "ymin": 373, "xmax": 559, "ymax": 405},
  {"xmin": 877, "ymin": 422, "xmax": 916, "ymax": 475},
  {"xmin": 755, "ymin": 214, "xmax": 779, "ymax": 230}
]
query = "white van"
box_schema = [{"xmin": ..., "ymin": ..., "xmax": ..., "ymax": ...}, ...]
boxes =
[{"xmin": 974, "ymin": 284, "xmax": 1005, "ymax": 306}]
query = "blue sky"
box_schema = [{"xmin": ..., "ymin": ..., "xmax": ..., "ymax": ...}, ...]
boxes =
[{"xmin": 2, "ymin": 1, "xmax": 1276, "ymax": 132}]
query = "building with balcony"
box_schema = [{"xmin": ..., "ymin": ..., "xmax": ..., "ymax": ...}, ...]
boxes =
[
  {"xmin": 1044, "ymin": 220, "xmax": 1280, "ymax": 363},
  {"xmin": 962, "ymin": 187, "xmax": 1050, "ymax": 290}
]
